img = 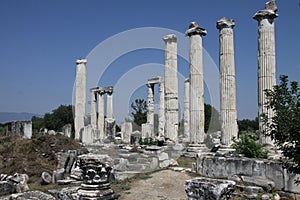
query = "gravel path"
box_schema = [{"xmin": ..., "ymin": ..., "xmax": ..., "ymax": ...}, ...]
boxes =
[{"xmin": 119, "ymin": 169, "xmax": 192, "ymax": 200}]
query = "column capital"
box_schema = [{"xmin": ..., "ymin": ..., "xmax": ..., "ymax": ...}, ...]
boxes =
[
  {"xmin": 217, "ymin": 17, "xmax": 235, "ymax": 30},
  {"xmin": 76, "ymin": 59, "xmax": 87, "ymax": 64},
  {"xmin": 184, "ymin": 78, "xmax": 190, "ymax": 83},
  {"xmin": 253, "ymin": 9, "xmax": 278, "ymax": 21},
  {"xmin": 163, "ymin": 34, "xmax": 177, "ymax": 43},
  {"xmin": 185, "ymin": 22, "xmax": 207, "ymax": 37}
]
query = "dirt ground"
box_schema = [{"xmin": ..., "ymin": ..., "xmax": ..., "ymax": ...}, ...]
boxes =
[{"xmin": 118, "ymin": 169, "xmax": 192, "ymax": 200}]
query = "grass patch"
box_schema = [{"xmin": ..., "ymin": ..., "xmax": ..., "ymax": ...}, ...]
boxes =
[{"xmin": 177, "ymin": 157, "xmax": 196, "ymax": 168}]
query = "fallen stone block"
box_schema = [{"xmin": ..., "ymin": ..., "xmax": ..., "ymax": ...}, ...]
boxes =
[
  {"xmin": 185, "ymin": 177, "xmax": 236, "ymax": 200},
  {"xmin": 241, "ymin": 176, "xmax": 275, "ymax": 192}
]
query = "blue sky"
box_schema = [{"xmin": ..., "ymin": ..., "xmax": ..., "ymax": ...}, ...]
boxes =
[{"xmin": 0, "ymin": 0, "xmax": 299, "ymax": 123}]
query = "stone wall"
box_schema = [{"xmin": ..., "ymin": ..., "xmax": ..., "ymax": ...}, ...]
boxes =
[
  {"xmin": 195, "ymin": 155, "xmax": 300, "ymax": 194},
  {"xmin": 11, "ymin": 121, "xmax": 32, "ymax": 139}
]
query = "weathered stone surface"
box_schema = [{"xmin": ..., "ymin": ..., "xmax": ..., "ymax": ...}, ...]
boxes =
[
  {"xmin": 186, "ymin": 22, "xmax": 206, "ymax": 144},
  {"xmin": 163, "ymin": 34, "xmax": 179, "ymax": 142},
  {"xmin": 62, "ymin": 124, "xmax": 72, "ymax": 138},
  {"xmin": 75, "ymin": 59, "xmax": 87, "ymax": 140},
  {"xmin": 130, "ymin": 131, "xmax": 141, "ymax": 145},
  {"xmin": 158, "ymin": 152, "xmax": 169, "ymax": 161},
  {"xmin": 52, "ymin": 168, "xmax": 65, "ymax": 184},
  {"xmin": 241, "ymin": 176, "xmax": 275, "ymax": 192},
  {"xmin": 3, "ymin": 190, "xmax": 56, "ymax": 200},
  {"xmin": 121, "ymin": 122, "xmax": 132, "ymax": 144},
  {"xmin": 76, "ymin": 153, "xmax": 118, "ymax": 199},
  {"xmin": 217, "ymin": 17, "xmax": 238, "ymax": 145},
  {"xmin": 284, "ymin": 169, "xmax": 300, "ymax": 194},
  {"xmin": 49, "ymin": 186, "xmax": 79, "ymax": 200},
  {"xmin": 253, "ymin": 1, "xmax": 278, "ymax": 145},
  {"xmin": 159, "ymin": 160, "xmax": 170, "ymax": 168},
  {"xmin": 186, "ymin": 177, "xmax": 235, "ymax": 200},
  {"xmin": 0, "ymin": 181, "xmax": 15, "ymax": 196},
  {"xmin": 40, "ymin": 172, "xmax": 52, "ymax": 185},
  {"xmin": 11, "ymin": 121, "xmax": 32, "ymax": 139}
]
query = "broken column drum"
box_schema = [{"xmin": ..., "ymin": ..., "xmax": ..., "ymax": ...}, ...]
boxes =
[
  {"xmin": 77, "ymin": 154, "xmax": 118, "ymax": 200},
  {"xmin": 253, "ymin": 0, "xmax": 278, "ymax": 145},
  {"xmin": 217, "ymin": 17, "xmax": 238, "ymax": 146},
  {"xmin": 186, "ymin": 22, "xmax": 207, "ymax": 144},
  {"xmin": 163, "ymin": 34, "xmax": 179, "ymax": 142},
  {"xmin": 75, "ymin": 59, "xmax": 87, "ymax": 140}
]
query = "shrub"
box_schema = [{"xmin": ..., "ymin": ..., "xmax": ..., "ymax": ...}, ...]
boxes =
[{"xmin": 232, "ymin": 134, "xmax": 268, "ymax": 159}]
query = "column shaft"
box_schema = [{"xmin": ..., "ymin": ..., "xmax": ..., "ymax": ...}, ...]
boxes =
[
  {"xmin": 254, "ymin": 2, "xmax": 278, "ymax": 145},
  {"xmin": 97, "ymin": 92, "xmax": 105, "ymax": 139},
  {"xmin": 217, "ymin": 18, "xmax": 238, "ymax": 145},
  {"xmin": 184, "ymin": 79, "xmax": 190, "ymax": 140},
  {"xmin": 186, "ymin": 23, "xmax": 207, "ymax": 144},
  {"xmin": 147, "ymin": 84, "xmax": 155, "ymax": 136},
  {"xmin": 163, "ymin": 34, "xmax": 179, "ymax": 142},
  {"xmin": 106, "ymin": 92, "xmax": 113, "ymax": 119},
  {"xmin": 158, "ymin": 79, "xmax": 165, "ymax": 137},
  {"xmin": 75, "ymin": 59, "xmax": 87, "ymax": 140},
  {"xmin": 90, "ymin": 90, "xmax": 97, "ymax": 129}
]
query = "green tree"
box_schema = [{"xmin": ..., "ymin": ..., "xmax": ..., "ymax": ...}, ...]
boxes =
[
  {"xmin": 238, "ymin": 117, "xmax": 259, "ymax": 133},
  {"xmin": 131, "ymin": 99, "xmax": 147, "ymax": 128},
  {"xmin": 44, "ymin": 105, "xmax": 74, "ymax": 132},
  {"xmin": 204, "ymin": 104, "xmax": 220, "ymax": 133},
  {"xmin": 264, "ymin": 75, "xmax": 300, "ymax": 175},
  {"xmin": 31, "ymin": 116, "xmax": 44, "ymax": 135}
]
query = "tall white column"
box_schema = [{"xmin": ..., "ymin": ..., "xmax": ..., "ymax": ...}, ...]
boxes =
[
  {"xmin": 90, "ymin": 89, "xmax": 97, "ymax": 129},
  {"xmin": 97, "ymin": 91, "xmax": 105, "ymax": 139},
  {"xmin": 158, "ymin": 78, "xmax": 165, "ymax": 137},
  {"xmin": 186, "ymin": 22, "xmax": 207, "ymax": 144},
  {"xmin": 147, "ymin": 83, "xmax": 155, "ymax": 135},
  {"xmin": 217, "ymin": 17, "xmax": 238, "ymax": 146},
  {"xmin": 253, "ymin": 1, "xmax": 278, "ymax": 145},
  {"xmin": 163, "ymin": 34, "xmax": 179, "ymax": 142},
  {"xmin": 106, "ymin": 88, "xmax": 113, "ymax": 119},
  {"xmin": 75, "ymin": 59, "xmax": 87, "ymax": 140},
  {"xmin": 183, "ymin": 78, "xmax": 190, "ymax": 140}
]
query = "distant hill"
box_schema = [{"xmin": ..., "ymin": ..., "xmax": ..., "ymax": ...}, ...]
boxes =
[{"xmin": 0, "ymin": 112, "xmax": 43, "ymax": 124}]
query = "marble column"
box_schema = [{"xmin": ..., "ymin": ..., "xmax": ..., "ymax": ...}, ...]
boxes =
[
  {"xmin": 186, "ymin": 22, "xmax": 207, "ymax": 144},
  {"xmin": 184, "ymin": 78, "xmax": 190, "ymax": 140},
  {"xmin": 217, "ymin": 17, "xmax": 238, "ymax": 146},
  {"xmin": 90, "ymin": 88, "xmax": 98, "ymax": 129},
  {"xmin": 158, "ymin": 78, "xmax": 165, "ymax": 137},
  {"xmin": 75, "ymin": 59, "xmax": 87, "ymax": 140},
  {"xmin": 97, "ymin": 91, "xmax": 105, "ymax": 139},
  {"xmin": 147, "ymin": 83, "xmax": 155, "ymax": 134},
  {"xmin": 163, "ymin": 34, "xmax": 179, "ymax": 142},
  {"xmin": 253, "ymin": 0, "xmax": 278, "ymax": 145},
  {"xmin": 106, "ymin": 89, "xmax": 113, "ymax": 119}
]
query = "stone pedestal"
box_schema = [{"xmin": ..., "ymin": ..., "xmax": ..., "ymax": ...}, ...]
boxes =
[
  {"xmin": 186, "ymin": 22, "xmax": 207, "ymax": 144},
  {"xmin": 253, "ymin": 1, "xmax": 278, "ymax": 145},
  {"xmin": 121, "ymin": 122, "xmax": 132, "ymax": 144},
  {"xmin": 75, "ymin": 59, "xmax": 87, "ymax": 140},
  {"xmin": 141, "ymin": 123, "xmax": 152, "ymax": 140},
  {"xmin": 217, "ymin": 17, "xmax": 238, "ymax": 146},
  {"xmin": 163, "ymin": 34, "xmax": 179, "ymax": 142},
  {"xmin": 183, "ymin": 79, "xmax": 190, "ymax": 140}
]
